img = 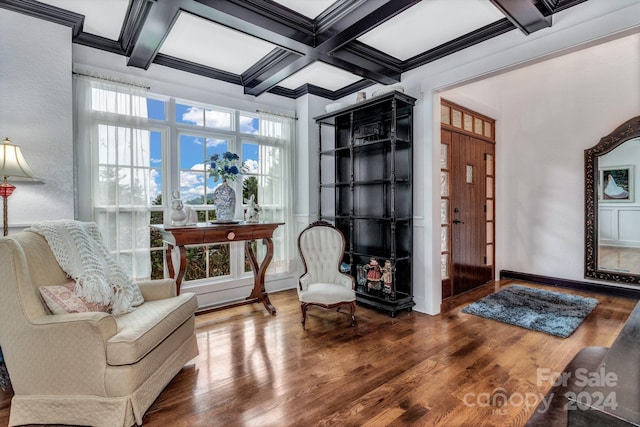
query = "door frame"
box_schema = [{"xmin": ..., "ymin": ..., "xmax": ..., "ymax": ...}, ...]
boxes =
[{"xmin": 440, "ymin": 99, "xmax": 496, "ymax": 299}]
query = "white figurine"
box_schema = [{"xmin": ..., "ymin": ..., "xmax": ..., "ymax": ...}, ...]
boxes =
[
  {"xmin": 170, "ymin": 191, "xmax": 188, "ymax": 226},
  {"xmin": 245, "ymin": 195, "xmax": 261, "ymax": 223}
]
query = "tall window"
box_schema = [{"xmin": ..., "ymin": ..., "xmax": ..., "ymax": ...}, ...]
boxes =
[{"xmin": 76, "ymin": 77, "xmax": 295, "ymax": 288}]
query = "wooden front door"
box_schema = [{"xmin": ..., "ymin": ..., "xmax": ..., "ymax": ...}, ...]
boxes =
[{"xmin": 440, "ymin": 100, "xmax": 495, "ymax": 299}]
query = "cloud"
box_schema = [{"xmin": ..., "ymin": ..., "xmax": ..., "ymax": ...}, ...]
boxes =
[
  {"xmin": 181, "ymin": 107, "xmax": 232, "ymax": 130},
  {"xmin": 205, "ymin": 138, "xmax": 227, "ymax": 147},
  {"xmin": 240, "ymin": 116, "xmax": 258, "ymax": 134},
  {"xmin": 149, "ymin": 169, "xmax": 160, "ymax": 202},
  {"xmin": 244, "ymin": 159, "xmax": 258, "ymax": 174}
]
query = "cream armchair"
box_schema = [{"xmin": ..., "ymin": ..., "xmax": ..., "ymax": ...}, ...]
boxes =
[
  {"xmin": 0, "ymin": 230, "xmax": 199, "ymax": 427},
  {"xmin": 297, "ymin": 221, "xmax": 356, "ymax": 328}
]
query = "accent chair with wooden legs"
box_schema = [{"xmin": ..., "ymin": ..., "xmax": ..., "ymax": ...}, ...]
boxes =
[{"xmin": 297, "ymin": 220, "xmax": 356, "ymax": 329}]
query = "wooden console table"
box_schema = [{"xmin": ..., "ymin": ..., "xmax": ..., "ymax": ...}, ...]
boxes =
[{"xmin": 151, "ymin": 222, "xmax": 284, "ymax": 315}]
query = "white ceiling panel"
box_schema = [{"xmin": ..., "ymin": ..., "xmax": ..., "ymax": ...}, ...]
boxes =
[
  {"xmin": 37, "ymin": 0, "xmax": 129, "ymax": 40},
  {"xmin": 159, "ymin": 12, "xmax": 278, "ymax": 75},
  {"xmin": 278, "ymin": 61, "xmax": 362, "ymax": 91},
  {"xmin": 358, "ymin": 0, "xmax": 505, "ymax": 61},
  {"xmin": 271, "ymin": 0, "xmax": 336, "ymax": 18}
]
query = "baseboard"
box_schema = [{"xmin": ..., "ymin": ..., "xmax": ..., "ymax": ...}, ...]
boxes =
[{"xmin": 499, "ymin": 270, "xmax": 640, "ymax": 300}]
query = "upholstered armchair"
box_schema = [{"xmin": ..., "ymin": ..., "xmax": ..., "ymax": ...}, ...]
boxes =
[
  {"xmin": 297, "ymin": 221, "xmax": 356, "ymax": 328},
  {"xmin": 0, "ymin": 229, "xmax": 199, "ymax": 427}
]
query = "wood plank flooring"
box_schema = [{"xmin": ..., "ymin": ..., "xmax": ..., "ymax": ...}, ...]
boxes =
[{"xmin": 0, "ymin": 280, "xmax": 636, "ymax": 426}]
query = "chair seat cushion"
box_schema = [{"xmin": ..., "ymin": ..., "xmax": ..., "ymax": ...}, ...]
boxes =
[
  {"xmin": 299, "ymin": 282, "xmax": 355, "ymax": 305},
  {"xmin": 106, "ymin": 292, "xmax": 198, "ymax": 366}
]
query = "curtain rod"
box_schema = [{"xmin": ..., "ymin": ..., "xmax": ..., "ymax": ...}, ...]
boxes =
[
  {"xmin": 73, "ymin": 71, "xmax": 151, "ymax": 90},
  {"xmin": 256, "ymin": 109, "xmax": 297, "ymax": 120}
]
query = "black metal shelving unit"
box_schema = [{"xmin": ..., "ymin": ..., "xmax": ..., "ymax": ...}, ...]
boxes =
[{"xmin": 315, "ymin": 91, "xmax": 416, "ymax": 317}]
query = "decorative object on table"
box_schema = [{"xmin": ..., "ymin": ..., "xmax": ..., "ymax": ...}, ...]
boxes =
[
  {"xmin": 170, "ymin": 190, "xmax": 188, "ymax": 226},
  {"xmin": 461, "ymin": 285, "xmax": 598, "ymax": 338},
  {"xmin": 355, "ymin": 91, "xmax": 367, "ymax": 102},
  {"xmin": 365, "ymin": 257, "xmax": 382, "ymax": 291},
  {"xmin": 209, "ymin": 151, "xmax": 247, "ymax": 222},
  {"xmin": 0, "ymin": 137, "xmax": 40, "ymax": 236},
  {"xmin": 244, "ymin": 194, "xmax": 261, "ymax": 223},
  {"xmin": 372, "ymin": 84, "xmax": 405, "ymax": 98},
  {"xmin": 381, "ymin": 259, "xmax": 394, "ymax": 299}
]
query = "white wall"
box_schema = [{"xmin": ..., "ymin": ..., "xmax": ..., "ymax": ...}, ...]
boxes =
[
  {"xmin": 413, "ymin": 1, "xmax": 640, "ymax": 314},
  {"xmin": 445, "ymin": 32, "xmax": 640, "ymax": 281},
  {"xmin": 0, "ymin": 9, "xmax": 74, "ymax": 230}
]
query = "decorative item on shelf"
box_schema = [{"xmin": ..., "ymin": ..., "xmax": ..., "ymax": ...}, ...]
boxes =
[
  {"xmin": 209, "ymin": 151, "xmax": 247, "ymax": 222},
  {"xmin": 372, "ymin": 84, "xmax": 405, "ymax": 98},
  {"xmin": 0, "ymin": 137, "xmax": 40, "ymax": 236},
  {"xmin": 381, "ymin": 259, "xmax": 395, "ymax": 300},
  {"xmin": 356, "ymin": 265, "xmax": 367, "ymax": 293},
  {"xmin": 324, "ymin": 102, "xmax": 346, "ymax": 113},
  {"xmin": 354, "ymin": 122, "xmax": 384, "ymax": 144},
  {"xmin": 244, "ymin": 194, "xmax": 261, "ymax": 223},
  {"xmin": 355, "ymin": 91, "xmax": 367, "ymax": 103},
  {"xmin": 340, "ymin": 262, "xmax": 351, "ymax": 274},
  {"xmin": 365, "ymin": 257, "xmax": 382, "ymax": 292}
]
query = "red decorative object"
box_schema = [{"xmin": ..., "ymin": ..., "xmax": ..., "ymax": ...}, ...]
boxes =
[{"xmin": 0, "ymin": 180, "xmax": 16, "ymax": 198}]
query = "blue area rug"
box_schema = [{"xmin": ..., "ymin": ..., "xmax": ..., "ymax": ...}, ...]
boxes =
[{"xmin": 461, "ymin": 285, "xmax": 598, "ymax": 338}]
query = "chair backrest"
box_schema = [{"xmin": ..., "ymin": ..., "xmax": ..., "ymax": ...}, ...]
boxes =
[
  {"xmin": 0, "ymin": 231, "xmax": 69, "ymax": 322},
  {"xmin": 298, "ymin": 221, "xmax": 345, "ymax": 284}
]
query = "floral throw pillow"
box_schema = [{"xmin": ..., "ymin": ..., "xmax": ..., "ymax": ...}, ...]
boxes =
[{"xmin": 39, "ymin": 280, "xmax": 111, "ymax": 314}]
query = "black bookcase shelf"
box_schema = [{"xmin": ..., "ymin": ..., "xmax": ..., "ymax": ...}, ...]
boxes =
[{"xmin": 315, "ymin": 91, "xmax": 416, "ymax": 317}]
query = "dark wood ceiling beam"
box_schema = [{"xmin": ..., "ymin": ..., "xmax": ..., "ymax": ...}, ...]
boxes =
[
  {"xmin": 120, "ymin": 0, "xmax": 154, "ymax": 56},
  {"xmin": 241, "ymin": 0, "xmax": 414, "ymax": 96},
  {"xmin": 154, "ymin": 54, "xmax": 243, "ymax": 85},
  {"xmin": 189, "ymin": 0, "xmax": 314, "ymax": 52},
  {"xmin": 241, "ymin": 48, "xmax": 302, "ymax": 87},
  {"xmin": 243, "ymin": 55, "xmax": 315, "ymax": 96},
  {"xmin": 126, "ymin": 1, "xmax": 183, "ymax": 69},
  {"xmin": 490, "ymin": 0, "xmax": 552, "ymax": 35},
  {"xmin": 404, "ymin": 19, "xmax": 515, "ymax": 72},
  {"xmin": 315, "ymin": 0, "xmax": 419, "ymax": 52}
]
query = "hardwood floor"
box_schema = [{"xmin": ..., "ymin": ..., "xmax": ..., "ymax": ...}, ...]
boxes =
[{"xmin": 0, "ymin": 280, "xmax": 636, "ymax": 426}]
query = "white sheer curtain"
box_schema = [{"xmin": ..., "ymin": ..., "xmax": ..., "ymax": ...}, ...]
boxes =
[
  {"xmin": 257, "ymin": 111, "xmax": 296, "ymax": 274},
  {"xmin": 75, "ymin": 76, "xmax": 152, "ymax": 279}
]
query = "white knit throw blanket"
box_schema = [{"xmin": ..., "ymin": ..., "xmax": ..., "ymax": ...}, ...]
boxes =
[{"xmin": 28, "ymin": 220, "xmax": 144, "ymax": 315}]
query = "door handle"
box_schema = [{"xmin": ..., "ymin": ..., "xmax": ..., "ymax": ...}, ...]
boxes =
[{"xmin": 453, "ymin": 219, "xmax": 465, "ymax": 224}]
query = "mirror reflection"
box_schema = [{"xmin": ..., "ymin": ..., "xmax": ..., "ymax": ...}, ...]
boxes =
[
  {"xmin": 597, "ymin": 137, "xmax": 640, "ymax": 274},
  {"xmin": 585, "ymin": 116, "xmax": 640, "ymax": 284}
]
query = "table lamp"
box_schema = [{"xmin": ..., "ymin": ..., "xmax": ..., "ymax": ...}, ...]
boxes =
[{"xmin": 0, "ymin": 137, "xmax": 39, "ymax": 236}]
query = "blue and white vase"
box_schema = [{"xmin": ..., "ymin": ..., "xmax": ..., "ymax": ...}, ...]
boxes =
[{"xmin": 213, "ymin": 180, "xmax": 236, "ymax": 222}]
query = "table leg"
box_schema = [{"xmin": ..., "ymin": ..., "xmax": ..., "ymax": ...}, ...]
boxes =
[
  {"xmin": 175, "ymin": 246, "xmax": 187, "ymax": 295},
  {"xmin": 165, "ymin": 243, "xmax": 187, "ymax": 296},
  {"xmin": 245, "ymin": 238, "xmax": 276, "ymax": 315}
]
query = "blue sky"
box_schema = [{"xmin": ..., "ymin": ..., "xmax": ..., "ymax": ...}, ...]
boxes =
[{"xmin": 146, "ymin": 100, "xmax": 259, "ymax": 202}]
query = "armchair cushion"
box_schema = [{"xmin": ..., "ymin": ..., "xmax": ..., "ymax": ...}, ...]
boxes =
[
  {"xmin": 40, "ymin": 280, "xmax": 111, "ymax": 314},
  {"xmin": 107, "ymin": 292, "xmax": 198, "ymax": 366},
  {"xmin": 299, "ymin": 282, "xmax": 356, "ymax": 305}
]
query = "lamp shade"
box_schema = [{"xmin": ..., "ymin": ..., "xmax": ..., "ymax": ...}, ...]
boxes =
[{"xmin": 0, "ymin": 138, "xmax": 38, "ymax": 180}]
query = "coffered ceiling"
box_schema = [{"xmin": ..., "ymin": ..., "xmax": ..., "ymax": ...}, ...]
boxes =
[{"xmin": 1, "ymin": 0, "xmax": 588, "ymax": 99}]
